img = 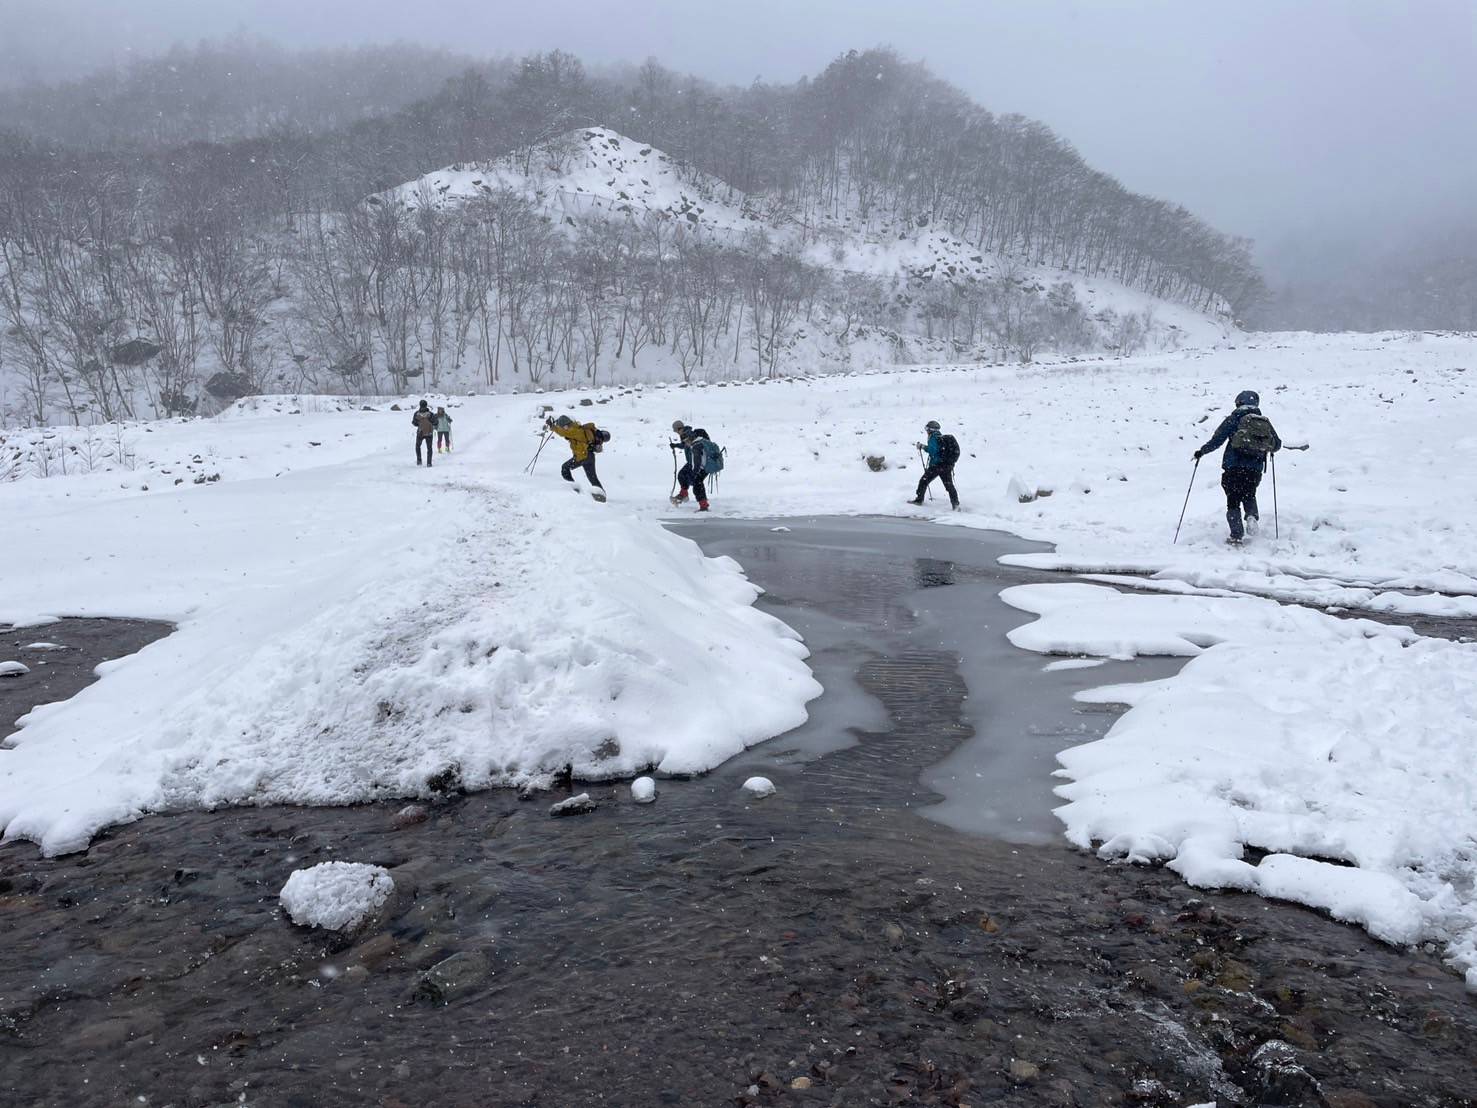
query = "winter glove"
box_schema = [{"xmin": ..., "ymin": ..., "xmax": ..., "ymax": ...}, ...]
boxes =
[{"xmin": 1193, "ymin": 449, "xmax": 1204, "ymax": 460}]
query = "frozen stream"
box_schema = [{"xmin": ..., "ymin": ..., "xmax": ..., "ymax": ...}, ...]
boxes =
[{"xmin": 674, "ymin": 515, "xmax": 1180, "ymax": 843}]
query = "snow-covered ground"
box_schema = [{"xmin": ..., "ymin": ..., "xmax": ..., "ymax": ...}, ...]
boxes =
[
  {"xmin": 3, "ymin": 328, "xmax": 1474, "ymax": 982},
  {"xmin": 0, "ymin": 408, "xmax": 819, "ymax": 856}
]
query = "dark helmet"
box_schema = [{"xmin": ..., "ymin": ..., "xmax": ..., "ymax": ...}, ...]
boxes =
[
  {"xmin": 925, "ymin": 420, "xmax": 941, "ymax": 432},
  {"xmin": 1235, "ymin": 390, "xmax": 1260, "ymax": 408}
]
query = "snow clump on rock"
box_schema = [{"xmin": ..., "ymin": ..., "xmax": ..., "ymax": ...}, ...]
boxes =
[
  {"xmin": 741, "ymin": 776, "xmax": 776, "ymax": 798},
  {"xmin": 279, "ymin": 861, "xmax": 394, "ymax": 931}
]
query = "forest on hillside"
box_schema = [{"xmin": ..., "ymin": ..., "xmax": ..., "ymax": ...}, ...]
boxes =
[{"xmin": 0, "ymin": 41, "xmax": 1263, "ymax": 425}]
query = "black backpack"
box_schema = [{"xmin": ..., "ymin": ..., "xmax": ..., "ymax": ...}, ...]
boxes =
[
  {"xmin": 938, "ymin": 434, "xmax": 961, "ymax": 466},
  {"xmin": 588, "ymin": 425, "xmax": 611, "ymax": 453},
  {"xmin": 1230, "ymin": 413, "xmax": 1276, "ymax": 455}
]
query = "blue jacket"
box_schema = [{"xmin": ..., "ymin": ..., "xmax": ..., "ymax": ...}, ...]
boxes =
[
  {"xmin": 924, "ymin": 431, "xmax": 943, "ymax": 466},
  {"xmin": 1199, "ymin": 405, "xmax": 1281, "ymax": 472}
]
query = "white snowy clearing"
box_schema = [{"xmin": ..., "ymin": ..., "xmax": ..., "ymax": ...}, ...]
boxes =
[
  {"xmin": 0, "ymin": 413, "xmax": 819, "ymax": 856},
  {"xmin": 2, "ymin": 327, "xmax": 1475, "ymax": 982},
  {"xmin": 279, "ymin": 861, "xmax": 394, "ymax": 931}
]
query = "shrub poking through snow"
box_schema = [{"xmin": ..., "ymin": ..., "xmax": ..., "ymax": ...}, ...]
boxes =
[{"xmin": 279, "ymin": 861, "xmax": 394, "ymax": 931}]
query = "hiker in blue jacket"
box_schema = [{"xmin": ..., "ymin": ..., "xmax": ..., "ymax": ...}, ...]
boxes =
[
  {"xmin": 909, "ymin": 420, "xmax": 961, "ymax": 510},
  {"xmin": 1195, "ymin": 390, "xmax": 1282, "ymax": 544}
]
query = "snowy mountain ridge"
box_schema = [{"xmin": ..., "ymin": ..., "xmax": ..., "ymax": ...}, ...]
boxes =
[{"xmin": 383, "ymin": 125, "xmax": 1229, "ymax": 350}]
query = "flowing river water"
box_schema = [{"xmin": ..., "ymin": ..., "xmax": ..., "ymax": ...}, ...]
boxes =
[{"xmin": 0, "ymin": 518, "xmax": 1471, "ymax": 1107}]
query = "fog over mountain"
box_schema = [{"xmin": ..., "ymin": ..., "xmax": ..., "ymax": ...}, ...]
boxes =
[{"xmin": 1, "ymin": 0, "xmax": 1474, "ymax": 330}]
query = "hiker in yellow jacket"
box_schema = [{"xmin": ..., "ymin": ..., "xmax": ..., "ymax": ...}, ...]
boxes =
[{"xmin": 546, "ymin": 415, "xmax": 611, "ymax": 500}]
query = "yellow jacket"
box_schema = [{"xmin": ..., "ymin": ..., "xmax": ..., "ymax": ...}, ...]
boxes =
[{"xmin": 551, "ymin": 420, "xmax": 598, "ymax": 462}]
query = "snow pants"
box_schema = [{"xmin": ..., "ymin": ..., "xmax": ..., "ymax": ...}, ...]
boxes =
[
  {"xmin": 416, "ymin": 434, "xmax": 434, "ymax": 465},
  {"xmin": 436, "ymin": 431, "xmax": 451, "ymax": 451},
  {"xmin": 562, "ymin": 455, "xmax": 603, "ymax": 490},
  {"xmin": 679, "ymin": 462, "xmax": 708, "ymax": 502},
  {"xmin": 1221, "ymin": 467, "xmax": 1261, "ymax": 539},
  {"xmin": 916, "ymin": 464, "xmax": 959, "ymax": 508}
]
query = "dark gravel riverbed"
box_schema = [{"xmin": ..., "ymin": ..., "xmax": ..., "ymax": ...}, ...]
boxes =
[{"xmin": 0, "ymin": 519, "xmax": 1471, "ymax": 1108}]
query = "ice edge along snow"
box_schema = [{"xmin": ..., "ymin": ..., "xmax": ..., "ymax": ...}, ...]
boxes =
[{"xmin": 1002, "ymin": 582, "xmax": 1477, "ymax": 988}]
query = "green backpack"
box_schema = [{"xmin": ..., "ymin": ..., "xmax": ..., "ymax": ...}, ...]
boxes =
[{"xmin": 1230, "ymin": 413, "xmax": 1277, "ymax": 454}]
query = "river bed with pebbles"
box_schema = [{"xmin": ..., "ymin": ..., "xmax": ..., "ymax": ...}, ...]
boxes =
[{"xmin": 1, "ymin": 519, "xmax": 1472, "ymax": 1108}]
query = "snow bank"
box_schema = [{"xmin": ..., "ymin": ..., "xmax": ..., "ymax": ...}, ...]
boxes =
[
  {"xmin": 1006, "ymin": 583, "xmax": 1477, "ymax": 979},
  {"xmin": 280, "ymin": 861, "xmax": 394, "ymax": 930},
  {"xmin": 0, "ymin": 415, "xmax": 818, "ymax": 855}
]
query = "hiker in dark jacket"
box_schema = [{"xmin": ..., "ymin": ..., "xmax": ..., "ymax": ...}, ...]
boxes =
[
  {"xmin": 909, "ymin": 420, "xmax": 960, "ymax": 510},
  {"xmin": 412, "ymin": 400, "xmax": 437, "ymax": 466},
  {"xmin": 670, "ymin": 420, "xmax": 711, "ymax": 511},
  {"xmin": 1195, "ymin": 390, "xmax": 1282, "ymax": 543}
]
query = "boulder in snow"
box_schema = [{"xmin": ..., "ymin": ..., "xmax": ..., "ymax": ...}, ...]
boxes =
[
  {"xmin": 741, "ymin": 776, "xmax": 776, "ymax": 799},
  {"xmin": 279, "ymin": 861, "xmax": 394, "ymax": 931},
  {"xmin": 0, "ymin": 661, "xmax": 29, "ymax": 678}
]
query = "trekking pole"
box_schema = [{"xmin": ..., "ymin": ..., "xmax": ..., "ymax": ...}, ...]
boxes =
[
  {"xmin": 916, "ymin": 445, "xmax": 933, "ymax": 500},
  {"xmin": 524, "ymin": 432, "xmax": 551, "ymax": 475},
  {"xmin": 1271, "ymin": 453, "xmax": 1279, "ymax": 539},
  {"xmin": 1172, "ymin": 457, "xmax": 1200, "ymax": 544}
]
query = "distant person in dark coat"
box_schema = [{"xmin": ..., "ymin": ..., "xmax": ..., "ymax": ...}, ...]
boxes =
[
  {"xmin": 1195, "ymin": 390, "xmax": 1282, "ymax": 544},
  {"xmin": 412, "ymin": 400, "xmax": 436, "ymax": 466}
]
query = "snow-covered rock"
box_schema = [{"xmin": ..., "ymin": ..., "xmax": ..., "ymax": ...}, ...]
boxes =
[
  {"xmin": 0, "ymin": 661, "xmax": 29, "ymax": 678},
  {"xmin": 279, "ymin": 862, "xmax": 394, "ymax": 931},
  {"xmin": 741, "ymin": 776, "xmax": 776, "ymax": 799},
  {"xmin": 549, "ymin": 793, "xmax": 596, "ymax": 818},
  {"xmin": 22, "ymin": 643, "xmax": 64, "ymax": 651},
  {"xmin": 630, "ymin": 777, "xmax": 657, "ymax": 804}
]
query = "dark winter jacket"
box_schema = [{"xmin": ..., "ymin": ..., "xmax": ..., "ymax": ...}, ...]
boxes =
[
  {"xmin": 1198, "ymin": 405, "xmax": 1281, "ymax": 472},
  {"xmin": 680, "ymin": 427, "xmax": 711, "ymax": 471}
]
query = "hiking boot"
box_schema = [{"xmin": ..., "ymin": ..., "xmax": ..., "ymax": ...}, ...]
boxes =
[
  {"xmin": 1245, "ymin": 515, "xmax": 1260, "ymax": 535},
  {"xmin": 950, "ymin": 500, "xmax": 961, "ymax": 511},
  {"xmin": 906, "ymin": 497, "xmax": 924, "ymax": 506},
  {"xmin": 1225, "ymin": 536, "xmax": 1243, "ymax": 546},
  {"xmin": 672, "ymin": 490, "xmax": 689, "ymax": 504},
  {"xmin": 697, "ymin": 500, "xmax": 710, "ymax": 512}
]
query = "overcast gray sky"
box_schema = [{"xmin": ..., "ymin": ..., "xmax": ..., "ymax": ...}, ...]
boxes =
[{"xmin": 3, "ymin": 0, "xmax": 1474, "ymax": 269}]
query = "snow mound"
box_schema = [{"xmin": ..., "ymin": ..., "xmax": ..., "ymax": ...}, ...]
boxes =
[
  {"xmin": 1007, "ymin": 583, "xmax": 1477, "ymax": 978},
  {"xmin": 0, "ymin": 433, "xmax": 820, "ymax": 855},
  {"xmin": 741, "ymin": 776, "xmax": 776, "ymax": 798},
  {"xmin": 387, "ymin": 126, "xmax": 751, "ymax": 240},
  {"xmin": 280, "ymin": 861, "xmax": 393, "ymax": 931},
  {"xmin": 0, "ymin": 661, "xmax": 28, "ymax": 678},
  {"xmin": 631, "ymin": 776, "xmax": 657, "ymax": 804}
]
